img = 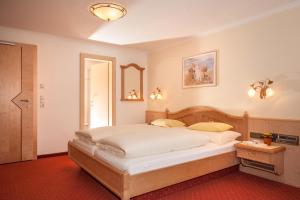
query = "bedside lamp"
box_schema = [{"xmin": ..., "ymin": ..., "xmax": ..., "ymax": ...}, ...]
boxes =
[{"xmin": 248, "ymin": 79, "xmax": 274, "ymax": 99}]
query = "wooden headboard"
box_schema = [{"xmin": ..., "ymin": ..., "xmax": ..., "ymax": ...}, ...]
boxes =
[{"xmin": 146, "ymin": 106, "xmax": 248, "ymax": 140}]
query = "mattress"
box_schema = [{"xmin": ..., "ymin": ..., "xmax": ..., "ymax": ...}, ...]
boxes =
[{"xmin": 94, "ymin": 140, "xmax": 239, "ymax": 175}]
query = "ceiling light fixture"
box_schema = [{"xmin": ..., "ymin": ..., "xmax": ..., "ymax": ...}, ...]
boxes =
[{"xmin": 90, "ymin": 3, "xmax": 127, "ymax": 22}]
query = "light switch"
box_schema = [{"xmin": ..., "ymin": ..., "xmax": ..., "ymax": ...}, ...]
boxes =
[{"xmin": 40, "ymin": 96, "xmax": 45, "ymax": 108}]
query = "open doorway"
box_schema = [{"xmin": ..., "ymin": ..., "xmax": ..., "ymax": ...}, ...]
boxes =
[{"xmin": 80, "ymin": 53, "xmax": 116, "ymax": 129}]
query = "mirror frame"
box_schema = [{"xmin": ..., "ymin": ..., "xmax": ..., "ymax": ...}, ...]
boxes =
[{"xmin": 121, "ymin": 63, "xmax": 145, "ymax": 101}]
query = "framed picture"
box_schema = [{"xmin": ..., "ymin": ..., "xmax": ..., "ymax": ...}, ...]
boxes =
[{"xmin": 182, "ymin": 51, "xmax": 217, "ymax": 88}]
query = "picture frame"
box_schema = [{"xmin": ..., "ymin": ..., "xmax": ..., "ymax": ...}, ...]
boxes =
[{"xmin": 182, "ymin": 50, "xmax": 217, "ymax": 88}]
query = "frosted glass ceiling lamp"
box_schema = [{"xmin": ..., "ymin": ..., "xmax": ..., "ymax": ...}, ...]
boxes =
[{"xmin": 90, "ymin": 3, "xmax": 127, "ymax": 22}]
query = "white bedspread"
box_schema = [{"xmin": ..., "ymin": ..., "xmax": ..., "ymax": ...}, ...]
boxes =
[
  {"xmin": 98, "ymin": 127, "xmax": 210, "ymax": 158},
  {"xmin": 75, "ymin": 124, "xmax": 151, "ymax": 143}
]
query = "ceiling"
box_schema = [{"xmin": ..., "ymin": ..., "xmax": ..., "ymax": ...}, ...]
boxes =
[{"xmin": 0, "ymin": 0, "xmax": 299, "ymax": 51}]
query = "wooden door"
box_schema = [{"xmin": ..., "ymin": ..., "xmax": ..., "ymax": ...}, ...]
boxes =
[{"xmin": 0, "ymin": 43, "xmax": 37, "ymax": 164}]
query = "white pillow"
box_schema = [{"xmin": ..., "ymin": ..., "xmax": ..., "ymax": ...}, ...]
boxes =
[{"xmin": 207, "ymin": 131, "xmax": 241, "ymax": 145}]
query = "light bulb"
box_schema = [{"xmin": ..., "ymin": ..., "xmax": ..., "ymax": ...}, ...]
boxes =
[
  {"xmin": 248, "ymin": 88, "xmax": 256, "ymax": 98},
  {"xmin": 150, "ymin": 93, "xmax": 155, "ymax": 99},
  {"xmin": 266, "ymin": 88, "xmax": 274, "ymax": 97},
  {"xmin": 156, "ymin": 93, "xmax": 162, "ymax": 100},
  {"xmin": 127, "ymin": 95, "xmax": 132, "ymax": 99}
]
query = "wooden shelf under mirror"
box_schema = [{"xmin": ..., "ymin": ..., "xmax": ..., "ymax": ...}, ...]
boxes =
[{"xmin": 121, "ymin": 63, "xmax": 145, "ymax": 101}]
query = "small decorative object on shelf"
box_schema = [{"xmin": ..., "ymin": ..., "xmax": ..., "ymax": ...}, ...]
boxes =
[{"xmin": 263, "ymin": 132, "xmax": 273, "ymax": 145}]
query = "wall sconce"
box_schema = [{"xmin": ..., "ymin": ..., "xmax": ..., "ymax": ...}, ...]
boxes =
[
  {"xmin": 248, "ymin": 79, "xmax": 274, "ymax": 99},
  {"xmin": 127, "ymin": 89, "xmax": 138, "ymax": 99},
  {"xmin": 150, "ymin": 88, "xmax": 162, "ymax": 100}
]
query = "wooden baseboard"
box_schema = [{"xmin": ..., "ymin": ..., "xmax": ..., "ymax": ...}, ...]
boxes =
[{"xmin": 37, "ymin": 152, "xmax": 68, "ymax": 159}]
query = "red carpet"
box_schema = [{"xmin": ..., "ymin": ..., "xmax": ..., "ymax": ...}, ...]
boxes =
[{"xmin": 0, "ymin": 155, "xmax": 299, "ymax": 200}]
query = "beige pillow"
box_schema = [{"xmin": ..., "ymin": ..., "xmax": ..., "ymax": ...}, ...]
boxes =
[
  {"xmin": 188, "ymin": 122, "xmax": 233, "ymax": 132},
  {"xmin": 151, "ymin": 119, "xmax": 185, "ymax": 127}
]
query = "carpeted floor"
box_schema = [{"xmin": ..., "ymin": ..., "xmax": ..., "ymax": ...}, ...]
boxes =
[{"xmin": 0, "ymin": 155, "xmax": 299, "ymax": 200}]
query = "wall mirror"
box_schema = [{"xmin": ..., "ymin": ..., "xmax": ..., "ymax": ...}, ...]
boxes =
[{"xmin": 121, "ymin": 63, "xmax": 145, "ymax": 101}]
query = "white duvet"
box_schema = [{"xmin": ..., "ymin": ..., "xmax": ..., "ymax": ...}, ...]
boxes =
[
  {"xmin": 75, "ymin": 124, "xmax": 151, "ymax": 143},
  {"xmin": 98, "ymin": 127, "xmax": 210, "ymax": 158}
]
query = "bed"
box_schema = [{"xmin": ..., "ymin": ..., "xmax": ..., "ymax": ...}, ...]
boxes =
[{"xmin": 68, "ymin": 106, "xmax": 248, "ymax": 200}]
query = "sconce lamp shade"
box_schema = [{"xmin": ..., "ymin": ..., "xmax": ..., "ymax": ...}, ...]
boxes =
[
  {"xmin": 90, "ymin": 3, "xmax": 127, "ymax": 22},
  {"xmin": 247, "ymin": 88, "xmax": 256, "ymax": 98},
  {"xmin": 266, "ymin": 87, "xmax": 274, "ymax": 97},
  {"xmin": 127, "ymin": 89, "xmax": 138, "ymax": 99},
  {"xmin": 156, "ymin": 93, "xmax": 162, "ymax": 100},
  {"xmin": 248, "ymin": 79, "xmax": 274, "ymax": 99},
  {"xmin": 150, "ymin": 88, "xmax": 162, "ymax": 100},
  {"xmin": 150, "ymin": 93, "xmax": 156, "ymax": 100}
]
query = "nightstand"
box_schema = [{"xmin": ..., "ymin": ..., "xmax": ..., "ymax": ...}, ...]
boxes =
[{"xmin": 235, "ymin": 141, "xmax": 286, "ymax": 175}]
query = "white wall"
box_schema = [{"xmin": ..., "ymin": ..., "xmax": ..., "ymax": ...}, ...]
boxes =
[
  {"xmin": 0, "ymin": 26, "xmax": 148, "ymax": 155},
  {"xmin": 148, "ymin": 6, "xmax": 300, "ymax": 120}
]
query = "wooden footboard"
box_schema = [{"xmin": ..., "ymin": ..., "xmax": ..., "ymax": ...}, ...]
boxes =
[
  {"xmin": 129, "ymin": 151, "xmax": 238, "ymax": 197},
  {"xmin": 68, "ymin": 142, "xmax": 130, "ymax": 199},
  {"xmin": 68, "ymin": 141, "xmax": 238, "ymax": 200}
]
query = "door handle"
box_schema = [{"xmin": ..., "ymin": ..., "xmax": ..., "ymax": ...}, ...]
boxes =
[{"xmin": 20, "ymin": 99, "xmax": 29, "ymax": 103}]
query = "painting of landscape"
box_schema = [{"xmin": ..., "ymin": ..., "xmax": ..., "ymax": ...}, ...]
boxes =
[{"xmin": 183, "ymin": 51, "xmax": 217, "ymax": 88}]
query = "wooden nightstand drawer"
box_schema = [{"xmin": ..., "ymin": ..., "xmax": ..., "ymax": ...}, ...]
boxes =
[
  {"xmin": 236, "ymin": 149, "xmax": 271, "ymax": 164},
  {"xmin": 235, "ymin": 142, "xmax": 286, "ymax": 175}
]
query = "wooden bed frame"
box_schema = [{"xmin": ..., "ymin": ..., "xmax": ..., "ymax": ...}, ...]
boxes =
[{"xmin": 68, "ymin": 106, "xmax": 248, "ymax": 200}]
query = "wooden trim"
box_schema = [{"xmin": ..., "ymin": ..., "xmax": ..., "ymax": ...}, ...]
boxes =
[
  {"xmin": 21, "ymin": 44, "xmax": 38, "ymax": 161},
  {"xmin": 68, "ymin": 141, "xmax": 238, "ymax": 200},
  {"xmin": 234, "ymin": 143, "xmax": 286, "ymax": 154},
  {"xmin": 37, "ymin": 152, "xmax": 68, "ymax": 159},
  {"xmin": 140, "ymin": 68, "xmax": 144, "ymax": 100},
  {"xmin": 120, "ymin": 63, "xmax": 145, "ymax": 71},
  {"xmin": 249, "ymin": 117, "xmax": 300, "ymax": 136},
  {"xmin": 145, "ymin": 110, "xmax": 167, "ymax": 124},
  {"xmin": 120, "ymin": 63, "xmax": 145, "ymax": 102},
  {"xmin": 121, "ymin": 65, "xmax": 125, "ymax": 101},
  {"xmin": 111, "ymin": 59, "xmax": 116, "ymax": 126},
  {"xmin": 69, "ymin": 142, "xmax": 127, "ymax": 198},
  {"xmin": 249, "ymin": 116, "xmax": 300, "ymax": 122},
  {"xmin": 80, "ymin": 53, "xmax": 116, "ymax": 129}
]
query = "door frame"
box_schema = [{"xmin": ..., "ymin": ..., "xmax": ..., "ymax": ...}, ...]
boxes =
[{"xmin": 79, "ymin": 53, "xmax": 116, "ymax": 129}]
